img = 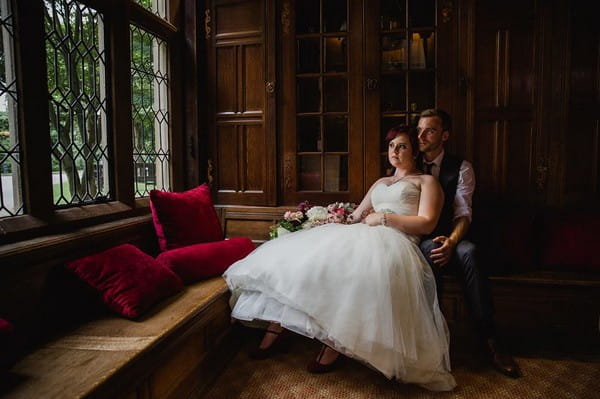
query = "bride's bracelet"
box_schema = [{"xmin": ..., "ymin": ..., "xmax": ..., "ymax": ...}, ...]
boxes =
[{"xmin": 379, "ymin": 209, "xmax": 395, "ymax": 227}]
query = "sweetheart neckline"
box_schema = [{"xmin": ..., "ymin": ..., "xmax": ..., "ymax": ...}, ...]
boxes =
[{"xmin": 377, "ymin": 179, "xmax": 419, "ymax": 190}]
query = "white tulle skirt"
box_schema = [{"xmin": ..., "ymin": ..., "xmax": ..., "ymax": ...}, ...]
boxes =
[{"xmin": 224, "ymin": 222, "xmax": 456, "ymax": 391}]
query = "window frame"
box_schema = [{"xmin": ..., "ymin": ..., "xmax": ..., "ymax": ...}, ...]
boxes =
[{"xmin": 0, "ymin": 0, "xmax": 186, "ymax": 242}]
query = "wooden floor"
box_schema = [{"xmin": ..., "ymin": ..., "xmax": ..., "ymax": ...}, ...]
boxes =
[{"xmin": 197, "ymin": 326, "xmax": 600, "ymax": 399}]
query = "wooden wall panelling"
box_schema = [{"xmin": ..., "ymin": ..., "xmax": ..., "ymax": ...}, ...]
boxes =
[
  {"xmin": 469, "ymin": 0, "xmax": 544, "ymax": 204},
  {"xmin": 562, "ymin": 0, "xmax": 600, "ymax": 205},
  {"xmin": 207, "ymin": 0, "xmax": 276, "ymax": 206},
  {"xmin": 437, "ymin": 0, "xmax": 461, "ymax": 154},
  {"xmin": 216, "ymin": 204, "xmax": 295, "ymax": 243},
  {"xmin": 183, "ymin": 0, "xmax": 201, "ymax": 188},
  {"xmin": 278, "ymin": 0, "xmax": 296, "ymax": 202},
  {"xmin": 362, "ymin": 0, "xmax": 382, "ymax": 190}
]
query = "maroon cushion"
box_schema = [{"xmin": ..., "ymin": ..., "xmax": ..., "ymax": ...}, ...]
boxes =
[
  {"xmin": 156, "ymin": 237, "xmax": 255, "ymax": 283},
  {"xmin": 541, "ymin": 212, "xmax": 600, "ymax": 271},
  {"xmin": 0, "ymin": 319, "xmax": 13, "ymax": 335},
  {"xmin": 150, "ymin": 184, "xmax": 223, "ymax": 252},
  {"xmin": 65, "ymin": 244, "xmax": 184, "ymax": 319},
  {"xmin": 1, "ymin": 318, "xmax": 15, "ymax": 370}
]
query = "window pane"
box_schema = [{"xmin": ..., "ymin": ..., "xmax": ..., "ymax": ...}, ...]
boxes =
[
  {"xmin": 45, "ymin": 0, "xmax": 110, "ymax": 206},
  {"xmin": 131, "ymin": 24, "xmax": 170, "ymax": 197},
  {"xmin": 381, "ymin": 0, "xmax": 406, "ymax": 30},
  {"xmin": 381, "ymin": 75, "xmax": 406, "ymax": 112},
  {"xmin": 297, "ymin": 38, "xmax": 320, "ymax": 74},
  {"xmin": 297, "ymin": 116, "xmax": 321, "ymax": 152},
  {"xmin": 382, "ymin": 33, "xmax": 407, "ymax": 71},
  {"xmin": 324, "ymin": 115, "xmax": 348, "ymax": 152},
  {"xmin": 323, "ymin": 77, "xmax": 347, "ymax": 112},
  {"xmin": 409, "ymin": 0, "xmax": 435, "ymax": 27},
  {"xmin": 296, "ymin": 0, "xmax": 319, "ymax": 34},
  {"xmin": 324, "ymin": 154, "xmax": 348, "ymax": 192},
  {"xmin": 324, "ymin": 37, "xmax": 346, "ymax": 72},
  {"xmin": 134, "ymin": 0, "xmax": 167, "ymax": 20},
  {"xmin": 296, "ymin": 77, "xmax": 320, "ymax": 113},
  {"xmin": 0, "ymin": 0, "xmax": 22, "ymax": 217},
  {"xmin": 323, "ymin": 0, "xmax": 347, "ymax": 33},
  {"xmin": 408, "ymin": 70, "xmax": 435, "ymax": 111},
  {"xmin": 298, "ymin": 155, "xmax": 321, "ymax": 191}
]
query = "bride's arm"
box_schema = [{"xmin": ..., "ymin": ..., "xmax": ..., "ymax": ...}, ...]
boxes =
[
  {"xmin": 363, "ymin": 175, "xmax": 443, "ymax": 235},
  {"xmin": 348, "ymin": 178, "xmax": 386, "ymax": 223}
]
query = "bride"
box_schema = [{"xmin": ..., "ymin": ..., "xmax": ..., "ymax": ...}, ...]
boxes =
[{"xmin": 224, "ymin": 125, "xmax": 456, "ymax": 391}]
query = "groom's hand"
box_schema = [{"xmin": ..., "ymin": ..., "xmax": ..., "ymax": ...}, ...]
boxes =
[{"xmin": 430, "ymin": 236, "xmax": 456, "ymax": 266}]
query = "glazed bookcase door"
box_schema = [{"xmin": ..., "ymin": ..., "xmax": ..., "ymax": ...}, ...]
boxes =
[
  {"xmin": 280, "ymin": 0, "xmax": 364, "ymax": 205},
  {"xmin": 364, "ymin": 0, "xmax": 439, "ymax": 186}
]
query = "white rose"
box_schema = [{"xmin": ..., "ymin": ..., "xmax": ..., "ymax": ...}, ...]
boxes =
[{"xmin": 306, "ymin": 206, "xmax": 328, "ymax": 222}]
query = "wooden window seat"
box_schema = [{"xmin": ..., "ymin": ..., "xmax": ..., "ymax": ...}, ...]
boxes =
[
  {"xmin": 3, "ymin": 278, "xmax": 235, "ymax": 399},
  {"xmin": 1, "ymin": 216, "xmax": 239, "ymax": 399}
]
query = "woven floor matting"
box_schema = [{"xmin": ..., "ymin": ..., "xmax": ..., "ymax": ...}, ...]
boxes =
[{"xmin": 200, "ymin": 331, "xmax": 600, "ymax": 399}]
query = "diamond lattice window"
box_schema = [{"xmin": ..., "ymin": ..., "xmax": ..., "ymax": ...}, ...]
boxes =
[
  {"xmin": 0, "ymin": 0, "xmax": 22, "ymax": 218},
  {"xmin": 130, "ymin": 24, "xmax": 170, "ymax": 197},
  {"xmin": 45, "ymin": 0, "xmax": 110, "ymax": 206},
  {"xmin": 134, "ymin": 0, "xmax": 168, "ymax": 20}
]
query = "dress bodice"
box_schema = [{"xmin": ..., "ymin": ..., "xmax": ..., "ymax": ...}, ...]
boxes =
[{"xmin": 371, "ymin": 179, "xmax": 421, "ymax": 217}]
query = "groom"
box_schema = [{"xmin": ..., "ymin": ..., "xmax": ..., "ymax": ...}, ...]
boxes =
[{"xmin": 415, "ymin": 108, "xmax": 520, "ymax": 378}]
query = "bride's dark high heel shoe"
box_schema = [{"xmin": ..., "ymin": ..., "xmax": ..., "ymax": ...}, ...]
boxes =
[
  {"xmin": 306, "ymin": 345, "xmax": 343, "ymax": 373},
  {"xmin": 249, "ymin": 328, "xmax": 291, "ymax": 359}
]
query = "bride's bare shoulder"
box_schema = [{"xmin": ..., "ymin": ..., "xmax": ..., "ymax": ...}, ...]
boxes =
[{"xmin": 418, "ymin": 174, "xmax": 442, "ymax": 190}]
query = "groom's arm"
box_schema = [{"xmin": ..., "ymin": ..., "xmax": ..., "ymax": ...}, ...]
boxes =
[{"xmin": 430, "ymin": 161, "xmax": 475, "ymax": 266}]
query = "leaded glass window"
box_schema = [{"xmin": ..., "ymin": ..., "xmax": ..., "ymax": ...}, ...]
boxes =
[
  {"xmin": 0, "ymin": 0, "xmax": 21, "ymax": 218},
  {"xmin": 134, "ymin": 0, "xmax": 168, "ymax": 20},
  {"xmin": 45, "ymin": 0, "xmax": 110, "ymax": 206},
  {"xmin": 130, "ymin": 24, "xmax": 170, "ymax": 197}
]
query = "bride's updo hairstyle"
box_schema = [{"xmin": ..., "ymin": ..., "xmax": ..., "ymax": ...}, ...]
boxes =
[{"xmin": 385, "ymin": 124, "xmax": 419, "ymax": 157}]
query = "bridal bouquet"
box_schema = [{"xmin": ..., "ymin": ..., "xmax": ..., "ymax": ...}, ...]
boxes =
[{"xmin": 269, "ymin": 201, "xmax": 356, "ymax": 239}]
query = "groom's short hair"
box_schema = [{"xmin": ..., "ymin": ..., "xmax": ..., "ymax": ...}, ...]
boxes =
[{"xmin": 420, "ymin": 109, "xmax": 452, "ymax": 132}]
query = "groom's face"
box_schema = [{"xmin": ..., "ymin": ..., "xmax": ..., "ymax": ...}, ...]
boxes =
[{"xmin": 417, "ymin": 116, "xmax": 448, "ymax": 154}]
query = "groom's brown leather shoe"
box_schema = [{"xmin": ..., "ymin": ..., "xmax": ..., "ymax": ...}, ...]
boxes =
[{"xmin": 486, "ymin": 339, "xmax": 521, "ymax": 378}]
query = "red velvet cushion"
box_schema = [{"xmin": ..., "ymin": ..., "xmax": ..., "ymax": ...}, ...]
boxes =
[
  {"xmin": 156, "ymin": 237, "xmax": 255, "ymax": 283},
  {"xmin": 150, "ymin": 184, "xmax": 223, "ymax": 252},
  {"xmin": 0, "ymin": 319, "xmax": 13, "ymax": 335},
  {"xmin": 65, "ymin": 244, "xmax": 184, "ymax": 319},
  {"xmin": 1, "ymin": 318, "xmax": 15, "ymax": 370},
  {"xmin": 541, "ymin": 212, "xmax": 600, "ymax": 271}
]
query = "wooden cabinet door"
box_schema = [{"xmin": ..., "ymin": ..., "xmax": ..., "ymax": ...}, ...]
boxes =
[
  {"xmin": 280, "ymin": 0, "xmax": 364, "ymax": 205},
  {"xmin": 364, "ymin": 0, "xmax": 450, "ymax": 188},
  {"xmin": 280, "ymin": 0, "xmax": 443, "ymax": 205},
  {"xmin": 206, "ymin": 0, "xmax": 276, "ymax": 206}
]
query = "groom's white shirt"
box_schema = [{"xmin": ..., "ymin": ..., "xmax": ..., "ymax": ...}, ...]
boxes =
[{"xmin": 423, "ymin": 150, "xmax": 475, "ymax": 223}]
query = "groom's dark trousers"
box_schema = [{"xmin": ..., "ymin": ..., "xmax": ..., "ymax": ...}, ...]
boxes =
[{"xmin": 418, "ymin": 153, "xmax": 496, "ymax": 340}]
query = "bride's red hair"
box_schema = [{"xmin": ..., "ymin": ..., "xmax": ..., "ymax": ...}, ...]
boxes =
[{"xmin": 385, "ymin": 125, "xmax": 419, "ymax": 156}]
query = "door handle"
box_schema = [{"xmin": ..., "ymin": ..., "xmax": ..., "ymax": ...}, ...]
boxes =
[{"xmin": 367, "ymin": 78, "xmax": 378, "ymax": 91}]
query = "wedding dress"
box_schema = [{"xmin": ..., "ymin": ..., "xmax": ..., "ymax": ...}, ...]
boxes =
[{"xmin": 224, "ymin": 180, "xmax": 456, "ymax": 391}]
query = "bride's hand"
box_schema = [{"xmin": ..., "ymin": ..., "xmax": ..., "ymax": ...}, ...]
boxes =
[{"xmin": 363, "ymin": 212, "xmax": 383, "ymax": 226}]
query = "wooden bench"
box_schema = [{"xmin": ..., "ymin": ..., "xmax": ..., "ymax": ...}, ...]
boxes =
[
  {"xmin": 0, "ymin": 216, "xmax": 239, "ymax": 399},
  {"xmin": 440, "ymin": 204, "xmax": 600, "ymax": 352}
]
